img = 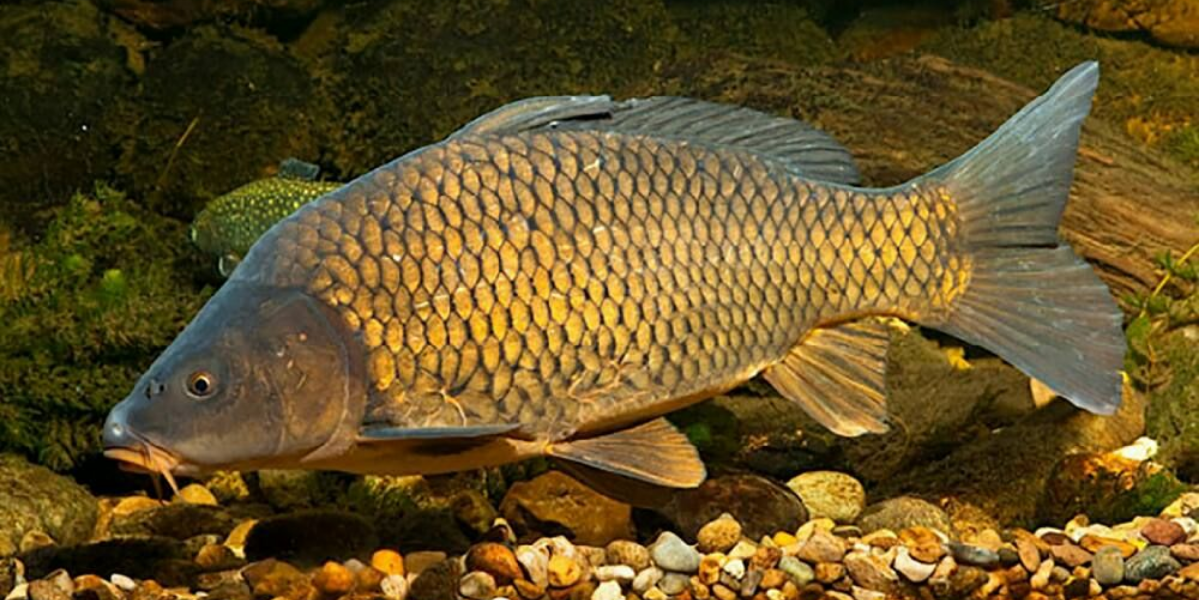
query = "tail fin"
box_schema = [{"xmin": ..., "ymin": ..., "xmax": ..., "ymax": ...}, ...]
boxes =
[{"xmin": 927, "ymin": 62, "xmax": 1125, "ymax": 415}]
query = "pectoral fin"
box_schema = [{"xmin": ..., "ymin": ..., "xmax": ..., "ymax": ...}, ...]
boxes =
[
  {"xmin": 547, "ymin": 418, "xmax": 706, "ymax": 488},
  {"xmin": 763, "ymin": 319, "xmax": 892, "ymax": 437}
]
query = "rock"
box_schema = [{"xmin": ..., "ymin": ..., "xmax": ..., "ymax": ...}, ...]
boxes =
[
  {"xmin": 547, "ymin": 556, "xmax": 582, "ymax": 588},
  {"xmin": 409, "ymin": 558, "xmax": 461, "ymax": 600},
  {"xmin": 109, "ymin": 503, "xmax": 240, "ymax": 540},
  {"xmin": 244, "ymin": 510, "xmax": 377, "ymax": 564},
  {"xmin": 244, "ymin": 559, "xmax": 313, "ymax": 600},
  {"xmin": 1142, "ymin": 519, "xmax": 1186, "ymax": 546},
  {"xmin": 857, "ymin": 497, "xmax": 951, "ymax": 536},
  {"xmin": 457, "ymin": 571, "xmax": 495, "ymax": 600},
  {"xmin": 727, "ymin": 541, "xmax": 757, "ymax": 561},
  {"xmin": 696, "ymin": 515, "xmax": 742, "ymax": 554},
  {"xmin": 893, "ymin": 547, "xmax": 935, "ymax": 583},
  {"xmin": 650, "ymin": 532, "xmax": 701, "ymax": 573},
  {"xmin": 659, "ymin": 475, "xmax": 808, "ymax": 540},
  {"xmin": 1054, "ymin": 0, "xmax": 1198, "ymax": 47},
  {"xmin": 515, "ymin": 546, "xmax": 550, "ymax": 588},
  {"xmin": 17, "ymin": 538, "xmax": 191, "ymax": 586},
  {"xmin": 0, "ymin": 455, "xmax": 98, "ymax": 556},
  {"xmin": 785, "ymin": 472, "xmax": 866, "ymax": 524},
  {"xmin": 722, "ymin": 558, "xmax": 745, "ymax": 580},
  {"xmin": 72, "ymin": 574, "xmax": 121, "ymax": 600},
  {"xmin": 1125, "ymin": 545, "xmax": 1181, "ymax": 582},
  {"xmin": 658, "ymin": 572, "xmax": 689, "ymax": 595},
  {"xmin": 1079, "ymin": 535, "xmax": 1136, "ymax": 557},
  {"xmin": 947, "ymin": 543, "xmax": 999, "ymax": 568},
  {"xmin": 591, "ymin": 580, "xmax": 622, "ymax": 600},
  {"xmin": 1182, "ymin": 561, "xmax": 1199, "ymax": 582},
  {"xmin": 312, "ymin": 561, "xmax": 355, "ymax": 595},
  {"xmin": 500, "ymin": 472, "xmax": 633, "ymax": 546},
  {"xmin": 605, "ymin": 541, "xmax": 650, "ymax": 571},
  {"xmin": 1093, "ymin": 546, "xmax": 1125, "ymax": 586},
  {"xmin": 1048, "ymin": 543, "xmax": 1093, "ymax": 569},
  {"xmin": 843, "ymin": 552, "xmax": 896, "ymax": 592},
  {"xmin": 1039, "ymin": 452, "xmax": 1188, "ymax": 526},
  {"xmin": 26, "ymin": 580, "xmax": 68, "ymax": 600},
  {"xmin": 406, "ymin": 552, "xmax": 449, "ymax": 577},
  {"xmin": 795, "ymin": 531, "xmax": 844, "ymax": 564},
  {"xmin": 1171, "ymin": 543, "xmax": 1198, "ymax": 562},
  {"xmin": 814, "ymin": 561, "xmax": 845, "ymax": 585},
  {"xmin": 1162, "ymin": 493, "xmax": 1200, "ymax": 520},
  {"xmin": 465, "ymin": 543, "xmax": 522, "ymax": 583},
  {"xmin": 897, "ymin": 527, "xmax": 944, "ymax": 563},
  {"xmin": 381, "ymin": 574, "xmax": 409, "ymax": 600},
  {"xmin": 372, "ymin": 550, "xmax": 405, "ymax": 577},
  {"xmin": 777, "ymin": 556, "xmax": 813, "ymax": 587},
  {"xmin": 176, "ymin": 484, "xmax": 218, "ymax": 506},
  {"xmin": 195, "ymin": 544, "xmax": 241, "ymax": 570},
  {"xmin": 631, "ymin": 567, "xmax": 663, "ymax": 594},
  {"xmin": 593, "ymin": 565, "xmax": 634, "ymax": 583}
]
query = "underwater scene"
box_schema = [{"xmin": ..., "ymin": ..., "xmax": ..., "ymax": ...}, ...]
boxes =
[{"xmin": 1, "ymin": 0, "xmax": 1198, "ymax": 599}]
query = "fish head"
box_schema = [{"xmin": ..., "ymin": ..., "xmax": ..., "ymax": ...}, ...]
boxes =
[{"xmin": 103, "ymin": 281, "xmax": 366, "ymax": 478}]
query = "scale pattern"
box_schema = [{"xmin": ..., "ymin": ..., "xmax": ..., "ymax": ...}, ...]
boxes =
[{"xmin": 249, "ymin": 129, "xmax": 966, "ymax": 439}]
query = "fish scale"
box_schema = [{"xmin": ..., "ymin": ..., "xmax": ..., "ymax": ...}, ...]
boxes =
[{"xmin": 247, "ymin": 128, "xmax": 961, "ymax": 439}]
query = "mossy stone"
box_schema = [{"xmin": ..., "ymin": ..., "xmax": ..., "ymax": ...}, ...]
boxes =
[
  {"xmin": 1144, "ymin": 328, "xmax": 1199, "ymax": 481},
  {"xmin": 0, "ymin": 453, "xmax": 98, "ymax": 557}
]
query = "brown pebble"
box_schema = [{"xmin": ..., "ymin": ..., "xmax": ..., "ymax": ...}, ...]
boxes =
[
  {"xmin": 750, "ymin": 546, "xmax": 782, "ymax": 570},
  {"xmin": 1015, "ymin": 538, "xmax": 1041, "ymax": 573},
  {"xmin": 698, "ymin": 555, "xmax": 722, "ymax": 585},
  {"xmin": 758, "ymin": 569, "xmax": 786, "ymax": 590},
  {"xmin": 356, "ymin": 566, "xmax": 385, "ymax": 592},
  {"xmin": 1182, "ymin": 562, "xmax": 1199, "ymax": 582},
  {"xmin": 711, "ymin": 583, "xmax": 737, "ymax": 600},
  {"xmin": 1142, "ymin": 519, "xmax": 1186, "ymax": 546},
  {"xmin": 72, "ymin": 575, "xmax": 119, "ymax": 600},
  {"xmin": 28, "ymin": 580, "xmax": 69, "ymax": 600},
  {"xmin": 514, "ymin": 578, "xmax": 545, "ymax": 599},
  {"xmin": 1048, "ymin": 543, "xmax": 1092, "ymax": 568},
  {"xmin": 112, "ymin": 496, "xmax": 163, "ymax": 517},
  {"xmin": 467, "ymin": 542, "xmax": 524, "ymax": 583},
  {"xmin": 405, "ymin": 551, "xmax": 447, "ymax": 577},
  {"xmin": 813, "ymin": 562, "xmax": 844, "ymax": 584},
  {"xmin": 1039, "ymin": 531, "xmax": 1071, "ymax": 546},
  {"xmin": 898, "ymin": 527, "xmax": 944, "ymax": 563},
  {"xmin": 247, "ymin": 560, "xmax": 313, "ymax": 600},
  {"xmin": 547, "ymin": 555, "xmax": 582, "ymax": 588},
  {"xmin": 1170, "ymin": 543, "xmax": 1199, "ymax": 562},
  {"xmin": 689, "ymin": 576, "xmax": 710, "ymax": 600},
  {"xmin": 196, "ymin": 543, "xmax": 241, "ymax": 570},
  {"xmin": 312, "ymin": 561, "xmax": 355, "ymax": 595},
  {"xmin": 1078, "ymin": 535, "xmax": 1136, "ymax": 558},
  {"xmin": 371, "ymin": 549, "xmax": 405, "ymax": 577}
]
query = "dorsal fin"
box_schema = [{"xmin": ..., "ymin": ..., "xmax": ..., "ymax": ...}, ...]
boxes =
[{"xmin": 452, "ymin": 95, "xmax": 861, "ymax": 185}]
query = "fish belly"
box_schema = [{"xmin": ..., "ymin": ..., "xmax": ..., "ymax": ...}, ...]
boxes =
[{"xmin": 250, "ymin": 129, "xmax": 965, "ymax": 441}]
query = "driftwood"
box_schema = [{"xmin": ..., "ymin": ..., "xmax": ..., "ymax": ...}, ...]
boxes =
[{"xmin": 646, "ymin": 54, "xmax": 1198, "ymax": 301}]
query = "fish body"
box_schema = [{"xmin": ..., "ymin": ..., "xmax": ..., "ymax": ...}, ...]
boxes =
[
  {"xmin": 105, "ymin": 63, "xmax": 1124, "ymax": 490},
  {"xmin": 191, "ymin": 159, "xmax": 343, "ymax": 276}
]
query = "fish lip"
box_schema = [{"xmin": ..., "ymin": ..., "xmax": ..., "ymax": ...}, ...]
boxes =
[{"xmin": 102, "ymin": 437, "xmax": 182, "ymax": 476}]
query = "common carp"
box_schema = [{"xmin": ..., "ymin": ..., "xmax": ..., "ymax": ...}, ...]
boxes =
[
  {"xmin": 103, "ymin": 62, "xmax": 1123, "ymax": 490},
  {"xmin": 191, "ymin": 158, "xmax": 343, "ymax": 277}
]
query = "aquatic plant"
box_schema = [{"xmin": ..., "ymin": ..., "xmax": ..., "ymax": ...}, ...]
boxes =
[{"xmin": 0, "ymin": 184, "xmax": 211, "ymax": 470}]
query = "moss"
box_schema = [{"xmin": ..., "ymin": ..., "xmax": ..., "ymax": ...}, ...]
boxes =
[
  {"xmin": 667, "ymin": 0, "xmax": 837, "ymax": 66},
  {"xmin": 0, "ymin": 184, "xmax": 211, "ymax": 470},
  {"xmin": 323, "ymin": 0, "xmax": 675, "ymax": 177},
  {"xmin": 1143, "ymin": 330, "xmax": 1199, "ymax": 482},
  {"xmin": 922, "ymin": 12, "xmax": 1199, "ymax": 166}
]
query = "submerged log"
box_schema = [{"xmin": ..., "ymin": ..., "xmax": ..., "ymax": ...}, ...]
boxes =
[{"xmin": 646, "ymin": 53, "xmax": 1198, "ymax": 302}]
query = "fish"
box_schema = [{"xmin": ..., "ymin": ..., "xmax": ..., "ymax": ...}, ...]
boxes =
[
  {"xmin": 190, "ymin": 158, "xmax": 343, "ymax": 276},
  {"xmin": 103, "ymin": 62, "xmax": 1124, "ymax": 491}
]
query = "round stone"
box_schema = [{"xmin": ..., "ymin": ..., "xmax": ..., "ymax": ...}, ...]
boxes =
[
  {"xmin": 785, "ymin": 471, "xmax": 866, "ymax": 524},
  {"xmin": 650, "ymin": 531, "xmax": 701, "ymax": 572},
  {"xmin": 697, "ymin": 514, "xmax": 742, "ymax": 554},
  {"xmin": 1092, "ymin": 546, "xmax": 1125, "ymax": 586}
]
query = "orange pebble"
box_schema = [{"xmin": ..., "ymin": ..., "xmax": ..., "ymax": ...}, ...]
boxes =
[{"xmin": 372, "ymin": 549, "xmax": 406, "ymax": 576}]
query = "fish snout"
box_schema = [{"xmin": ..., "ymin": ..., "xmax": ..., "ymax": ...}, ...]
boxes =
[{"xmin": 102, "ymin": 401, "xmax": 136, "ymax": 451}]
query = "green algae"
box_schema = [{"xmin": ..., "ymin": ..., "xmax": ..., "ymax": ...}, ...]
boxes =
[
  {"xmin": 0, "ymin": 184, "xmax": 211, "ymax": 470},
  {"xmin": 667, "ymin": 0, "xmax": 836, "ymax": 66}
]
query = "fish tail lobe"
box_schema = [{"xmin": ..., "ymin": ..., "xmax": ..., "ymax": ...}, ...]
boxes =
[{"xmin": 926, "ymin": 61, "xmax": 1125, "ymax": 415}]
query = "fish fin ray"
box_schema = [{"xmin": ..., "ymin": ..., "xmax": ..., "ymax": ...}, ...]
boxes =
[
  {"xmin": 547, "ymin": 417, "xmax": 706, "ymax": 488},
  {"xmin": 552, "ymin": 462, "xmax": 677, "ymax": 509},
  {"xmin": 450, "ymin": 96, "xmax": 617, "ymax": 138},
  {"xmin": 763, "ymin": 319, "xmax": 891, "ymax": 437},
  {"xmin": 919, "ymin": 61, "xmax": 1124, "ymax": 414}
]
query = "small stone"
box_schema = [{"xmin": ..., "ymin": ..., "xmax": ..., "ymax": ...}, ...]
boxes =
[
  {"xmin": 514, "ymin": 579, "xmax": 545, "ymax": 599},
  {"xmin": 196, "ymin": 543, "xmax": 241, "ymax": 570},
  {"xmin": 381, "ymin": 574, "xmax": 408, "ymax": 600},
  {"xmin": 516, "ymin": 546, "xmax": 550, "ymax": 588},
  {"xmin": 1079, "ymin": 535, "xmax": 1136, "ymax": 557},
  {"xmin": 948, "ymin": 542, "xmax": 999, "ymax": 568},
  {"xmin": 1161, "ymin": 493, "xmax": 1200, "ymax": 520},
  {"xmin": 643, "ymin": 587, "xmax": 668, "ymax": 600},
  {"xmin": 860, "ymin": 530, "xmax": 897, "ymax": 549},
  {"xmin": 605, "ymin": 541, "xmax": 650, "ymax": 571},
  {"xmin": 1142, "ymin": 519, "xmax": 1186, "ymax": 546},
  {"xmin": 577, "ymin": 545, "xmax": 607, "ymax": 568},
  {"xmin": 850, "ymin": 587, "xmax": 883, "ymax": 600},
  {"xmin": 785, "ymin": 472, "xmax": 866, "ymax": 524},
  {"xmin": 1048, "ymin": 543, "xmax": 1093, "ymax": 568},
  {"xmin": 893, "ymin": 547, "xmax": 935, "ymax": 583},
  {"xmin": 721, "ymin": 559, "xmax": 744, "ymax": 580},
  {"xmin": 727, "ymin": 541, "xmax": 757, "ymax": 561},
  {"xmin": 772, "ymin": 532, "xmax": 797, "ymax": 548},
  {"xmin": 1181, "ymin": 561, "xmax": 1199, "ymax": 581},
  {"xmin": 997, "ymin": 547, "xmax": 1019, "ymax": 566},
  {"xmin": 777, "ymin": 557, "xmax": 812, "ymax": 587},
  {"xmin": 466, "ymin": 543, "xmax": 523, "ymax": 583},
  {"xmin": 1125, "ymin": 545, "xmax": 1181, "ymax": 582},
  {"xmin": 1093, "ymin": 546, "xmax": 1125, "ymax": 586},
  {"xmin": 759, "ymin": 569, "xmax": 786, "ymax": 590},
  {"xmin": 698, "ymin": 555, "xmax": 722, "ymax": 585},
  {"xmin": 795, "ymin": 531, "xmax": 843, "ymax": 564},
  {"xmin": 857, "ymin": 497, "xmax": 951, "ymax": 536},
  {"xmin": 373, "ymin": 550, "xmax": 406, "ymax": 577},
  {"xmin": 176, "ymin": 484, "xmax": 218, "ymax": 506},
  {"xmin": 312, "ymin": 561, "xmax": 355, "ymax": 596},
  {"xmin": 750, "ymin": 546, "xmax": 782, "ymax": 571},
  {"xmin": 843, "ymin": 552, "xmax": 896, "ymax": 592},
  {"xmin": 109, "ymin": 576, "xmax": 134, "ymax": 593},
  {"xmin": 814, "ymin": 562, "xmax": 844, "ymax": 584},
  {"xmin": 650, "ymin": 532, "xmax": 701, "ymax": 572},
  {"xmin": 697, "ymin": 515, "xmax": 743, "ymax": 554},
  {"xmin": 928, "ymin": 556, "xmax": 956, "ymax": 586},
  {"xmin": 1171, "ymin": 543, "xmax": 1199, "ymax": 562},
  {"xmin": 458, "ymin": 571, "xmax": 496, "ymax": 600},
  {"xmin": 1063, "ymin": 577, "xmax": 1089, "ymax": 598},
  {"xmin": 1015, "ymin": 537, "xmax": 1041, "ymax": 573},
  {"xmin": 631, "ymin": 568, "xmax": 663, "ymax": 594},
  {"xmin": 225, "ymin": 520, "xmax": 256, "ymax": 550},
  {"xmin": 946, "ymin": 566, "xmax": 987, "ymax": 597},
  {"xmin": 501, "ymin": 472, "xmax": 633, "ymax": 546},
  {"xmin": 112, "ymin": 497, "xmax": 163, "ymax": 517},
  {"xmin": 356, "ymin": 566, "xmax": 386, "ymax": 592},
  {"xmin": 406, "ymin": 551, "xmax": 449, "ymax": 576},
  {"xmin": 71, "ymin": 575, "xmax": 118, "ymax": 600},
  {"xmin": 590, "ymin": 581, "xmax": 621, "ymax": 600},
  {"xmin": 548, "ymin": 556, "xmax": 583, "ymax": 588},
  {"xmin": 710, "ymin": 584, "xmax": 736, "ymax": 600},
  {"xmin": 659, "ymin": 573, "xmax": 689, "ymax": 595},
  {"xmin": 738, "ymin": 568, "xmax": 762, "ymax": 597},
  {"xmin": 27, "ymin": 581, "xmax": 67, "ymax": 600},
  {"xmin": 593, "ymin": 565, "xmax": 634, "ymax": 583}
]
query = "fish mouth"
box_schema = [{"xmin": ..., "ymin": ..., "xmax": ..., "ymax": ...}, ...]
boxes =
[{"xmin": 103, "ymin": 440, "xmax": 185, "ymax": 495}]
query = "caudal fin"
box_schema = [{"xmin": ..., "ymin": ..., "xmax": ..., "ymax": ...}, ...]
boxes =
[{"xmin": 928, "ymin": 62, "xmax": 1125, "ymax": 414}]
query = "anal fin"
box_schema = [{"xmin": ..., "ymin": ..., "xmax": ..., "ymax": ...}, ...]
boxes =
[
  {"xmin": 547, "ymin": 418, "xmax": 706, "ymax": 488},
  {"xmin": 763, "ymin": 319, "xmax": 892, "ymax": 437}
]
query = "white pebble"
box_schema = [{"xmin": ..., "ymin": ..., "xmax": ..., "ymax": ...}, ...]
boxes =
[
  {"xmin": 109, "ymin": 575, "xmax": 136, "ymax": 592},
  {"xmin": 594, "ymin": 565, "xmax": 636, "ymax": 583},
  {"xmin": 591, "ymin": 581, "xmax": 622, "ymax": 600},
  {"xmin": 722, "ymin": 558, "xmax": 745, "ymax": 579},
  {"xmin": 727, "ymin": 540, "xmax": 757, "ymax": 560},
  {"xmin": 852, "ymin": 586, "xmax": 885, "ymax": 600},
  {"xmin": 765, "ymin": 590, "xmax": 783, "ymax": 600},
  {"xmin": 381, "ymin": 574, "xmax": 409, "ymax": 600},
  {"xmin": 893, "ymin": 547, "xmax": 935, "ymax": 583},
  {"xmin": 516, "ymin": 545, "xmax": 550, "ymax": 588},
  {"xmin": 5, "ymin": 584, "xmax": 27, "ymax": 600},
  {"xmin": 631, "ymin": 567, "xmax": 663, "ymax": 594}
]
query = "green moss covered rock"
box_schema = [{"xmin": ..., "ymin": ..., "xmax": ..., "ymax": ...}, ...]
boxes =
[
  {"xmin": 0, "ymin": 453, "xmax": 98, "ymax": 557},
  {"xmin": 0, "ymin": 184, "xmax": 210, "ymax": 470},
  {"xmin": 1143, "ymin": 328, "xmax": 1199, "ymax": 481}
]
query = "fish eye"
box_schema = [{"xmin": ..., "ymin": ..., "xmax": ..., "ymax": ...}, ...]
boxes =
[{"xmin": 186, "ymin": 371, "xmax": 217, "ymax": 399}]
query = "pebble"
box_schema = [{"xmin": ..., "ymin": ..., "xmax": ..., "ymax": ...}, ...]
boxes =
[
  {"xmin": 312, "ymin": 561, "xmax": 355, "ymax": 595},
  {"xmin": 1171, "ymin": 542, "xmax": 1199, "ymax": 562},
  {"xmin": 1014, "ymin": 537, "xmax": 1042, "ymax": 573},
  {"xmin": 26, "ymin": 581, "xmax": 67, "ymax": 600},
  {"xmin": 4, "ymin": 584, "xmax": 26, "ymax": 600},
  {"xmin": 516, "ymin": 546, "xmax": 550, "ymax": 588},
  {"xmin": 727, "ymin": 540, "xmax": 757, "ymax": 561},
  {"xmin": 814, "ymin": 562, "xmax": 845, "ymax": 584},
  {"xmin": 547, "ymin": 555, "xmax": 582, "ymax": 588},
  {"xmin": 196, "ymin": 543, "xmax": 241, "ymax": 570},
  {"xmin": 777, "ymin": 556, "xmax": 813, "ymax": 587},
  {"xmin": 658, "ymin": 572, "xmax": 689, "ymax": 595},
  {"xmin": 405, "ymin": 551, "xmax": 448, "ymax": 576},
  {"xmin": 1125, "ymin": 545, "xmax": 1181, "ymax": 582},
  {"xmin": 631, "ymin": 567, "xmax": 663, "ymax": 594},
  {"xmin": 1142, "ymin": 519, "xmax": 1186, "ymax": 546},
  {"xmin": 785, "ymin": 472, "xmax": 866, "ymax": 524},
  {"xmin": 458, "ymin": 571, "xmax": 496, "ymax": 600},
  {"xmin": 696, "ymin": 514, "xmax": 742, "ymax": 554},
  {"xmin": 850, "ymin": 586, "xmax": 884, "ymax": 600},
  {"xmin": 649, "ymin": 532, "xmax": 701, "ymax": 572},
  {"xmin": 176, "ymin": 483, "xmax": 218, "ymax": 506},
  {"xmin": 605, "ymin": 540, "xmax": 650, "ymax": 571},
  {"xmin": 1093, "ymin": 546, "xmax": 1126, "ymax": 586},
  {"xmin": 356, "ymin": 566, "xmax": 386, "ymax": 592},
  {"xmin": 592, "ymin": 565, "xmax": 634, "ymax": 583},
  {"xmin": 721, "ymin": 559, "xmax": 744, "ymax": 580},
  {"xmin": 948, "ymin": 542, "xmax": 999, "ymax": 568},
  {"xmin": 466, "ymin": 543, "xmax": 522, "ymax": 583},
  {"xmin": 893, "ymin": 547, "xmax": 936, "ymax": 583},
  {"xmin": 843, "ymin": 552, "xmax": 897, "ymax": 591},
  {"xmin": 1079, "ymin": 534, "xmax": 1136, "ymax": 557},
  {"xmin": 591, "ymin": 580, "xmax": 621, "ymax": 600},
  {"xmin": 109, "ymin": 576, "xmax": 135, "ymax": 592},
  {"xmin": 1048, "ymin": 543, "xmax": 1093, "ymax": 568},
  {"xmin": 1030, "ymin": 558, "xmax": 1054, "ymax": 590},
  {"xmin": 758, "ymin": 568, "xmax": 786, "ymax": 589},
  {"xmin": 698, "ymin": 555, "xmax": 722, "ymax": 585},
  {"xmin": 796, "ymin": 531, "xmax": 844, "ymax": 564},
  {"xmin": 372, "ymin": 549, "xmax": 406, "ymax": 577},
  {"xmin": 858, "ymin": 497, "xmax": 952, "ymax": 535},
  {"xmin": 643, "ymin": 587, "xmax": 668, "ymax": 600},
  {"xmin": 380, "ymin": 573, "xmax": 408, "ymax": 600}
]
